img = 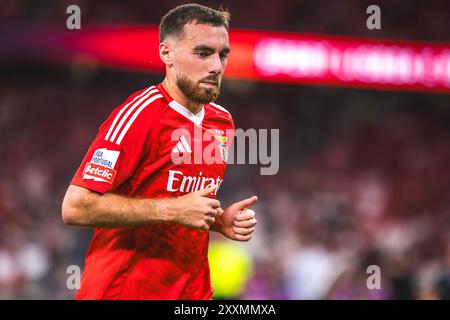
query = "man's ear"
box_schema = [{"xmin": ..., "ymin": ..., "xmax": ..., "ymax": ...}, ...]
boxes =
[{"xmin": 159, "ymin": 41, "xmax": 173, "ymax": 66}]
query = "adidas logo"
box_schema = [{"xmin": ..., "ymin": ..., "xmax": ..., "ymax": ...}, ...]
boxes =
[{"xmin": 172, "ymin": 135, "xmax": 192, "ymax": 154}]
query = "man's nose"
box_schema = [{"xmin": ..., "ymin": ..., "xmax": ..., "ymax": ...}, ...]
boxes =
[{"xmin": 208, "ymin": 53, "xmax": 223, "ymax": 75}]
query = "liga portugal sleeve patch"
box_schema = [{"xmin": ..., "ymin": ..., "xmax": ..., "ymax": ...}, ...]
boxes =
[{"xmin": 82, "ymin": 148, "xmax": 120, "ymax": 184}]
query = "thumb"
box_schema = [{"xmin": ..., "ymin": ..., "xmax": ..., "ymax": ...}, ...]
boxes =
[
  {"xmin": 193, "ymin": 185, "xmax": 217, "ymax": 197},
  {"xmin": 233, "ymin": 195, "xmax": 258, "ymax": 210}
]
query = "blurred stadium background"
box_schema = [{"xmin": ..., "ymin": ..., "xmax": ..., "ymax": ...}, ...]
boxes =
[{"xmin": 1, "ymin": 0, "xmax": 450, "ymax": 299}]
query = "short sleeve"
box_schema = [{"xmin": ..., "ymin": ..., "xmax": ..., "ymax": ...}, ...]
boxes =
[{"xmin": 70, "ymin": 86, "xmax": 162, "ymax": 193}]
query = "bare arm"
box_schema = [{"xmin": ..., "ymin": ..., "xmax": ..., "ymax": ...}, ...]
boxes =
[{"xmin": 62, "ymin": 185, "xmax": 220, "ymax": 229}]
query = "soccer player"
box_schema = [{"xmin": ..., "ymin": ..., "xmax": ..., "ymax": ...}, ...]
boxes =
[{"xmin": 61, "ymin": 4, "xmax": 258, "ymax": 300}]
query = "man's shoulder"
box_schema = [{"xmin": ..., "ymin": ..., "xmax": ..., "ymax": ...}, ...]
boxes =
[
  {"xmin": 121, "ymin": 84, "xmax": 166, "ymax": 111},
  {"xmin": 99, "ymin": 85, "xmax": 165, "ymax": 144},
  {"xmin": 109, "ymin": 85, "xmax": 167, "ymax": 119},
  {"xmin": 207, "ymin": 101, "xmax": 233, "ymax": 120}
]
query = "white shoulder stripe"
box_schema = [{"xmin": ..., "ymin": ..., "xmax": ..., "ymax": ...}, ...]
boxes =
[
  {"xmin": 180, "ymin": 135, "xmax": 192, "ymax": 152},
  {"xmin": 115, "ymin": 94, "xmax": 163, "ymax": 145},
  {"xmin": 176, "ymin": 140, "xmax": 186, "ymax": 153},
  {"xmin": 109, "ymin": 88, "xmax": 159, "ymax": 143},
  {"xmin": 105, "ymin": 86, "xmax": 155, "ymax": 141},
  {"xmin": 210, "ymin": 102, "xmax": 230, "ymax": 114}
]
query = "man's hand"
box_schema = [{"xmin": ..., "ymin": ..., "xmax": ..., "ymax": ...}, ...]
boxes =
[
  {"xmin": 213, "ymin": 196, "xmax": 258, "ymax": 241},
  {"xmin": 62, "ymin": 185, "xmax": 254, "ymax": 232},
  {"xmin": 158, "ymin": 186, "xmax": 221, "ymax": 230}
]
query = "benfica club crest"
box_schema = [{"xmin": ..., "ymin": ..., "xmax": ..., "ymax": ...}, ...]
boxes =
[{"xmin": 214, "ymin": 135, "xmax": 228, "ymax": 162}]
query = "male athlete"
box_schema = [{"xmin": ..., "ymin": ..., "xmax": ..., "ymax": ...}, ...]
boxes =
[{"xmin": 62, "ymin": 4, "xmax": 258, "ymax": 299}]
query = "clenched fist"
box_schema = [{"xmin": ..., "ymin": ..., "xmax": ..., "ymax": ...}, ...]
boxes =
[
  {"xmin": 212, "ymin": 196, "xmax": 258, "ymax": 241},
  {"xmin": 157, "ymin": 185, "xmax": 221, "ymax": 230}
]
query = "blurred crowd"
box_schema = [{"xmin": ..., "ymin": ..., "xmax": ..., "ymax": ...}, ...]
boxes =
[
  {"xmin": 217, "ymin": 80, "xmax": 450, "ymax": 300},
  {"xmin": 1, "ymin": 0, "xmax": 450, "ymax": 300},
  {"xmin": 1, "ymin": 0, "xmax": 449, "ymax": 41},
  {"xmin": 1, "ymin": 65, "xmax": 449, "ymax": 299}
]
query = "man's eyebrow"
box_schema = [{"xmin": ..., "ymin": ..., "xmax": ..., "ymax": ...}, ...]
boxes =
[
  {"xmin": 193, "ymin": 45, "xmax": 215, "ymax": 52},
  {"xmin": 193, "ymin": 45, "xmax": 231, "ymax": 54}
]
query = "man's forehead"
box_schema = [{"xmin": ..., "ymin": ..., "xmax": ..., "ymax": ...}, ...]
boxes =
[{"xmin": 181, "ymin": 21, "xmax": 229, "ymax": 47}]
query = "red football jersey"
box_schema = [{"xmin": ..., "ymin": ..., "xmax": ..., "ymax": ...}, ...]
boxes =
[{"xmin": 70, "ymin": 83, "xmax": 234, "ymax": 299}]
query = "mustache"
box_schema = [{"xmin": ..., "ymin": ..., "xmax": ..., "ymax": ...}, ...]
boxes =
[{"xmin": 200, "ymin": 76, "xmax": 220, "ymax": 84}]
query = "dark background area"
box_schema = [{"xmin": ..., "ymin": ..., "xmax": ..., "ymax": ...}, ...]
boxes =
[{"xmin": 1, "ymin": 0, "xmax": 450, "ymax": 299}]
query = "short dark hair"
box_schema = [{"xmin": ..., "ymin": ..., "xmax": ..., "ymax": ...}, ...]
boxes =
[{"xmin": 159, "ymin": 4, "xmax": 230, "ymax": 43}]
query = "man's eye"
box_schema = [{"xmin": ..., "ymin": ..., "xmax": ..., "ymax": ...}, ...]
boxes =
[
  {"xmin": 220, "ymin": 53, "xmax": 228, "ymax": 60},
  {"xmin": 196, "ymin": 52, "xmax": 208, "ymax": 57}
]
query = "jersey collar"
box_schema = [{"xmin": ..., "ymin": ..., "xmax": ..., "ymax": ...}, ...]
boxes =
[
  {"xmin": 168, "ymin": 100, "xmax": 205, "ymax": 127},
  {"xmin": 157, "ymin": 83, "xmax": 205, "ymax": 126}
]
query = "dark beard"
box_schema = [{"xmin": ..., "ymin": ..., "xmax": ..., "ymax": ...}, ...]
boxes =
[{"xmin": 176, "ymin": 74, "xmax": 220, "ymax": 104}]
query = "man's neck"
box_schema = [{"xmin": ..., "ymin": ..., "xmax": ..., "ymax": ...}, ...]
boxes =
[{"xmin": 162, "ymin": 78, "xmax": 204, "ymax": 115}]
